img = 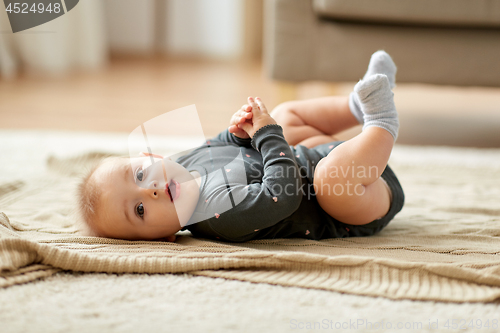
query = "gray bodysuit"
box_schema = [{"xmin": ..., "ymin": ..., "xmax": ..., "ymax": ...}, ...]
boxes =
[{"xmin": 178, "ymin": 124, "xmax": 404, "ymax": 242}]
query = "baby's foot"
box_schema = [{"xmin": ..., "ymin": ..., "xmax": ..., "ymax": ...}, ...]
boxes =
[
  {"xmin": 363, "ymin": 50, "xmax": 397, "ymax": 89},
  {"xmin": 354, "ymin": 74, "xmax": 399, "ymax": 141},
  {"xmin": 349, "ymin": 51, "xmax": 397, "ymax": 124}
]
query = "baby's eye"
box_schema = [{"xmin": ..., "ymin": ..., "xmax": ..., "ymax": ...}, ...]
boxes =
[
  {"xmin": 136, "ymin": 203, "xmax": 145, "ymax": 218},
  {"xmin": 136, "ymin": 168, "xmax": 144, "ymax": 182}
]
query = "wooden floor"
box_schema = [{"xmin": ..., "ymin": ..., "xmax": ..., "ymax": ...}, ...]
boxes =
[{"xmin": 1, "ymin": 57, "xmax": 500, "ymax": 147}]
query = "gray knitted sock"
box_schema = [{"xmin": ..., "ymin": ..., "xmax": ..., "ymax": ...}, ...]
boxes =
[
  {"xmin": 349, "ymin": 50, "xmax": 397, "ymax": 124},
  {"xmin": 354, "ymin": 74, "xmax": 399, "ymax": 141}
]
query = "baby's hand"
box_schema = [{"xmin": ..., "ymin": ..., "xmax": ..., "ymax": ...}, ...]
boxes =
[
  {"xmin": 228, "ymin": 103, "xmax": 253, "ymax": 139},
  {"xmin": 238, "ymin": 97, "xmax": 276, "ymax": 138}
]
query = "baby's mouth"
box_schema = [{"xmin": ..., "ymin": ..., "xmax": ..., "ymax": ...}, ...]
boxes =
[{"xmin": 165, "ymin": 180, "xmax": 180, "ymax": 202}]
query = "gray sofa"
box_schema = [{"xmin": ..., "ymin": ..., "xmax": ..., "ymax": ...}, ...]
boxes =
[{"xmin": 263, "ymin": 0, "xmax": 500, "ymax": 86}]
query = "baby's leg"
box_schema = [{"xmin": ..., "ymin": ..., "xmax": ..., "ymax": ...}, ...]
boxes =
[
  {"xmin": 314, "ymin": 74, "xmax": 398, "ymax": 225},
  {"xmin": 270, "ymin": 96, "xmax": 357, "ymax": 148}
]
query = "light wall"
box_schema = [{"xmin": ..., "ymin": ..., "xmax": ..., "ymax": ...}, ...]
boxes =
[
  {"xmin": 163, "ymin": 0, "xmax": 245, "ymax": 58},
  {"xmin": 105, "ymin": 0, "xmax": 251, "ymax": 59},
  {"xmin": 104, "ymin": 0, "xmax": 157, "ymax": 55},
  {"xmin": 0, "ymin": 0, "xmax": 263, "ymax": 78}
]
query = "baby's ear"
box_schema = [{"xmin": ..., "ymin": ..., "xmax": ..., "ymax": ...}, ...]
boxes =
[{"xmin": 166, "ymin": 235, "xmax": 177, "ymax": 242}]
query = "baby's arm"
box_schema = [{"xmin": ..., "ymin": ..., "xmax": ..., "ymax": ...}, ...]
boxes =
[
  {"xmin": 197, "ymin": 97, "xmax": 303, "ymax": 241},
  {"xmin": 203, "ymin": 124, "xmax": 302, "ymax": 242}
]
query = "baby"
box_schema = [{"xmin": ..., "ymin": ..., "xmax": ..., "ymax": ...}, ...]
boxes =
[{"xmin": 77, "ymin": 51, "xmax": 404, "ymax": 243}]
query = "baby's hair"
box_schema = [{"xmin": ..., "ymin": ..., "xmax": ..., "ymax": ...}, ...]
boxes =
[
  {"xmin": 76, "ymin": 156, "xmax": 126, "ymax": 237},
  {"xmin": 76, "ymin": 162, "xmax": 104, "ymax": 237}
]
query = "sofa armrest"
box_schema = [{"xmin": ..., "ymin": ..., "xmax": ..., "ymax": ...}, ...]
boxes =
[{"xmin": 263, "ymin": 0, "xmax": 318, "ymax": 82}]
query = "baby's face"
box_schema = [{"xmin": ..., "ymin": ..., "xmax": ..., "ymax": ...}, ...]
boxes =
[{"xmin": 93, "ymin": 156, "xmax": 201, "ymax": 241}]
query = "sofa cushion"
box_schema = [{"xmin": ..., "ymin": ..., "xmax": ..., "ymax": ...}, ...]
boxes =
[{"xmin": 313, "ymin": 0, "xmax": 500, "ymax": 28}]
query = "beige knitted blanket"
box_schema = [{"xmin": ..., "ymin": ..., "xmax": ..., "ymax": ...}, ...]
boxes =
[{"xmin": 1, "ymin": 140, "xmax": 500, "ymax": 303}]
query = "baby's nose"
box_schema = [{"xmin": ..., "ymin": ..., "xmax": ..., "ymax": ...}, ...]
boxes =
[{"xmin": 144, "ymin": 181, "xmax": 160, "ymax": 198}]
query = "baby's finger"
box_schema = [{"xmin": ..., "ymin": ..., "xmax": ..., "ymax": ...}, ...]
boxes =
[
  {"xmin": 235, "ymin": 113, "xmax": 251, "ymax": 123},
  {"xmin": 230, "ymin": 115, "xmax": 245, "ymax": 128},
  {"xmin": 247, "ymin": 97, "xmax": 261, "ymax": 116},
  {"xmin": 229, "ymin": 124, "xmax": 249, "ymax": 139},
  {"xmin": 239, "ymin": 121, "xmax": 253, "ymax": 133},
  {"xmin": 230, "ymin": 113, "xmax": 239, "ymax": 126},
  {"xmin": 232, "ymin": 110, "xmax": 252, "ymax": 123},
  {"xmin": 228, "ymin": 124, "xmax": 241, "ymax": 134},
  {"xmin": 230, "ymin": 123, "xmax": 247, "ymax": 133},
  {"xmin": 239, "ymin": 107, "xmax": 251, "ymax": 121},
  {"xmin": 236, "ymin": 108, "xmax": 252, "ymax": 119},
  {"xmin": 255, "ymin": 97, "xmax": 268, "ymax": 114},
  {"xmin": 241, "ymin": 110, "xmax": 253, "ymax": 120}
]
